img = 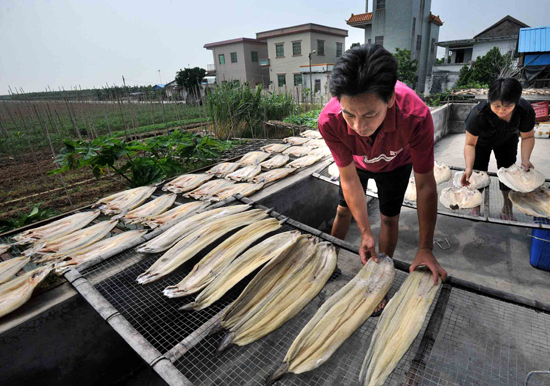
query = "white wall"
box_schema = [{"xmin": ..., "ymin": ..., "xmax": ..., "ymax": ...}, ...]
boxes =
[{"xmin": 472, "ymin": 39, "xmax": 516, "ymax": 61}]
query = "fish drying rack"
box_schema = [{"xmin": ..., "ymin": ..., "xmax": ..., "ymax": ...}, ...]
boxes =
[
  {"xmin": 59, "ymin": 193, "xmax": 550, "ymax": 386},
  {"xmin": 313, "ymin": 165, "xmax": 550, "ymax": 231}
]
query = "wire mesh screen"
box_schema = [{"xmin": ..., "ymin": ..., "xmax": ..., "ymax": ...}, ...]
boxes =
[
  {"xmin": 173, "ymin": 270, "xmax": 441, "ymax": 386},
  {"xmin": 408, "ymin": 288, "xmax": 550, "ymax": 386}
]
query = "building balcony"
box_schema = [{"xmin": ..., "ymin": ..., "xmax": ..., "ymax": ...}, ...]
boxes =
[
  {"xmin": 207, "ymin": 64, "xmax": 216, "ymax": 71},
  {"xmin": 259, "ymin": 58, "xmax": 270, "ymax": 67}
]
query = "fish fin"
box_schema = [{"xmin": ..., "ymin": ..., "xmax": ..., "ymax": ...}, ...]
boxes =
[{"xmin": 266, "ymin": 363, "xmax": 289, "ymax": 385}]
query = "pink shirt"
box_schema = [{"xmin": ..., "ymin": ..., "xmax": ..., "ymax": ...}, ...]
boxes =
[{"xmin": 318, "ymin": 81, "xmax": 434, "ymax": 174}]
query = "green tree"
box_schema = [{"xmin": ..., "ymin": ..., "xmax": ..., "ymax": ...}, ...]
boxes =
[
  {"xmin": 176, "ymin": 67, "xmax": 207, "ymax": 99},
  {"xmin": 393, "ymin": 48, "xmax": 418, "ymax": 87},
  {"xmin": 456, "ymin": 64, "xmax": 473, "ymax": 87},
  {"xmin": 348, "ymin": 42, "xmax": 361, "ymax": 51},
  {"xmin": 469, "ymin": 47, "xmax": 509, "ymax": 85}
]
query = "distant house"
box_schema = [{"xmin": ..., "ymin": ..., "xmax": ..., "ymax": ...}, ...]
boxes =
[
  {"xmin": 152, "ymin": 84, "xmax": 165, "ymax": 91},
  {"xmin": 346, "ymin": 0, "xmax": 443, "ymax": 93},
  {"xmin": 518, "ymin": 26, "xmax": 550, "ymax": 88},
  {"xmin": 204, "ymin": 38, "xmax": 269, "ymax": 87},
  {"xmin": 255, "ymin": 23, "xmax": 347, "ymax": 96},
  {"xmin": 429, "ymin": 15, "xmax": 530, "ymax": 93},
  {"xmin": 164, "ymin": 80, "xmax": 180, "ymax": 99}
]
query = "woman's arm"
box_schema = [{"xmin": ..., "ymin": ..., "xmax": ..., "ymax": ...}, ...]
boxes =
[
  {"xmin": 520, "ymin": 130, "xmax": 535, "ymax": 170},
  {"xmin": 461, "ymin": 131, "xmax": 479, "ymax": 186}
]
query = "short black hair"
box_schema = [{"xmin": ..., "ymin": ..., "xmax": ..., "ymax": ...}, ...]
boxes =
[
  {"xmin": 488, "ymin": 78, "xmax": 522, "ymax": 106},
  {"xmin": 329, "ymin": 44, "xmax": 397, "ymax": 103}
]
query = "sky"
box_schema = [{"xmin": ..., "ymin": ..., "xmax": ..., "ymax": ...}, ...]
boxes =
[{"xmin": 0, "ymin": 0, "xmax": 548, "ymax": 94}]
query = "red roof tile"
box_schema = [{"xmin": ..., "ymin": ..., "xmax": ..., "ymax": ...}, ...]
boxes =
[
  {"xmin": 429, "ymin": 13, "xmax": 443, "ymax": 26},
  {"xmin": 346, "ymin": 13, "xmax": 373, "ymax": 25}
]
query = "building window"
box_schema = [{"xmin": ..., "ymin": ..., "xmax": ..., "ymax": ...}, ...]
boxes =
[
  {"xmin": 317, "ymin": 40, "xmax": 325, "ymax": 55},
  {"xmin": 412, "ymin": 17, "xmax": 416, "ymax": 36},
  {"xmin": 368, "ymin": 39, "xmax": 371, "ymax": 44},
  {"xmin": 314, "ymin": 79, "xmax": 321, "ymax": 93},
  {"xmin": 276, "ymin": 43, "xmax": 284, "ymax": 57},
  {"xmin": 251, "ymin": 51, "xmax": 258, "ymax": 62},
  {"xmin": 376, "ymin": 0, "xmax": 385, "ymax": 9},
  {"xmin": 292, "ymin": 41, "xmax": 301, "ymax": 55},
  {"xmin": 278, "ymin": 74, "xmax": 286, "ymax": 87},
  {"xmin": 294, "ymin": 74, "xmax": 303, "ymax": 86},
  {"xmin": 230, "ymin": 52, "xmax": 237, "ymax": 63},
  {"xmin": 375, "ymin": 36, "xmax": 384, "ymax": 46},
  {"xmin": 336, "ymin": 42, "xmax": 343, "ymax": 57},
  {"xmin": 416, "ymin": 35, "xmax": 422, "ymax": 51},
  {"xmin": 218, "ymin": 54, "xmax": 225, "ymax": 64},
  {"xmin": 420, "ymin": 0, "xmax": 425, "ymax": 13},
  {"xmin": 431, "ymin": 38, "xmax": 436, "ymax": 53}
]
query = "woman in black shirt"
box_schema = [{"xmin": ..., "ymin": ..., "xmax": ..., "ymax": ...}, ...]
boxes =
[{"xmin": 461, "ymin": 77, "xmax": 536, "ymax": 220}]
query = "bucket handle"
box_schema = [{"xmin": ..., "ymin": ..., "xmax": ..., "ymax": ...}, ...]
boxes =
[{"xmin": 524, "ymin": 228, "xmax": 550, "ymax": 243}]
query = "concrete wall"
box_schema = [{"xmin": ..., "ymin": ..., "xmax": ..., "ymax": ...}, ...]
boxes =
[
  {"xmin": 364, "ymin": 24, "xmax": 372, "ymax": 44},
  {"xmin": 242, "ymin": 42, "xmax": 269, "ymax": 87},
  {"xmin": 475, "ymin": 20, "xmax": 524, "ymax": 39},
  {"xmin": 309, "ymin": 32, "xmax": 346, "ymax": 65},
  {"xmin": 212, "ymin": 43, "xmax": 247, "ymax": 85},
  {"xmin": 266, "ymin": 31, "xmax": 311, "ymax": 87},
  {"xmin": 472, "ymin": 39, "xmax": 516, "ymax": 60},
  {"xmin": 448, "ymin": 102, "xmax": 478, "ymax": 133},
  {"xmin": 431, "ymin": 104, "xmax": 450, "ymax": 143}
]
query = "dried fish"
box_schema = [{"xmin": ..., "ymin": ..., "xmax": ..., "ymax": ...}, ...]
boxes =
[
  {"xmin": 0, "ymin": 256, "xmax": 30, "ymax": 284},
  {"xmin": 434, "ymin": 161, "xmax": 451, "ymax": 184},
  {"xmin": 453, "ymin": 170, "xmax": 490, "ymax": 190},
  {"xmin": 206, "ymin": 162, "xmax": 239, "ymax": 178},
  {"xmin": 123, "ymin": 194, "xmax": 176, "ymax": 224},
  {"xmin": 137, "ymin": 205, "xmax": 250, "ymax": 254},
  {"xmin": 13, "ymin": 211, "xmax": 100, "ymax": 245},
  {"xmin": 164, "ymin": 218, "xmax": 281, "ymax": 298},
  {"xmin": 509, "ymin": 186, "xmax": 550, "ymax": 218},
  {"xmin": 29, "ymin": 220, "xmax": 119, "ymax": 262},
  {"xmin": 261, "ymin": 144, "xmax": 291, "ymax": 153},
  {"xmin": 142, "ymin": 201, "xmax": 210, "ymax": 229},
  {"xmin": 497, "ymin": 164, "xmax": 545, "ymax": 193},
  {"xmin": 94, "ymin": 186, "xmax": 157, "ymax": 215},
  {"xmin": 225, "ymin": 165, "xmax": 262, "ymax": 182},
  {"xmin": 0, "ymin": 244, "xmax": 12, "ymax": 254},
  {"xmin": 404, "ymin": 178, "xmax": 416, "ymax": 202},
  {"xmin": 300, "ymin": 130, "xmax": 322, "ymax": 139},
  {"xmin": 54, "ymin": 230, "xmax": 148, "ymax": 274},
  {"xmin": 328, "ymin": 163, "xmax": 339, "ymax": 179},
  {"xmin": 183, "ymin": 180, "xmax": 234, "ymax": 201},
  {"xmin": 252, "ymin": 168, "xmax": 294, "ymax": 184},
  {"xmin": 218, "ymin": 237, "xmax": 338, "ymax": 352},
  {"xmin": 283, "ymin": 146, "xmax": 314, "ymax": 157},
  {"xmin": 268, "ymin": 256, "xmax": 395, "ymax": 383},
  {"xmin": 287, "ymin": 154, "xmax": 324, "ymax": 168},
  {"xmin": 181, "ymin": 231, "xmax": 302, "ymax": 311},
  {"xmin": 137, "ymin": 209, "xmax": 268, "ymax": 284},
  {"xmin": 440, "ymin": 186, "xmax": 482, "ymax": 210},
  {"xmin": 283, "ymin": 137, "xmax": 311, "ymax": 146},
  {"xmin": 260, "ymin": 154, "xmax": 290, "ymax": 169},
  {"xmin": 211, "ymin": 183, "xmax": 265, "ymax": 202},
  {"xmin": 305, "ymin": 139, "xmax": 328, "ymax": 149},
  {"xmin": 309, "ymin": 146, "xmax": 332, "ymax": 157},
  {"xmin": 360, "ymin": 268, "xmax": 440, "ymax": 386},
  {"xmin": 238, "ymin": 151, "xmax": 270, "ymax": 166},
  {"xmin": 0, "ymin": 266, "xmax": 52, "ymax": 318},
  {"xmin": 162, "ymin": 174, "xmax": 213, "ymax": 194}
]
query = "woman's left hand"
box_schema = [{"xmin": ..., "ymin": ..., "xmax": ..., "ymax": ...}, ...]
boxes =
[{"xmin": 521, "ymin": 159, "xmax": 534, "ymax": 171}]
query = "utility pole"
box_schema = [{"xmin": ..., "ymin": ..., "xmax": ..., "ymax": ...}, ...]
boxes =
[
  {"xmin": 308, "ymin": 50, "xmax": 316, "ymax": 105},
  {"xmin": 158, "ymin": 70, "xmax": 162, "ymax": 84}
]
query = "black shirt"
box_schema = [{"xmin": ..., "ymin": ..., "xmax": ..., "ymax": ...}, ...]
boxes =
[{"xmin": 465, "ymin": 98, "xmax": 536, "ymax": 146}]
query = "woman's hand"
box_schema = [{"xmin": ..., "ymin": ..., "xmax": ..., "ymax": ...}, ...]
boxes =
[
  {"xmin": 461, "ymin": 168, "xmax": 473, "ymax": 186},
  {"xmin": 521, "ymin": 159, "xmax": 534, "ymax": 171}
]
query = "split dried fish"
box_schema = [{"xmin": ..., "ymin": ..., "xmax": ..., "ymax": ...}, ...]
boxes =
[
  {"xmin": 308, "ymin": 146, "xmax": 332, "ymax": 157},
  {"xmin": 261, "ymin": 144, "xmax": 291, "ymax": 153},
  {"xmin": 300, "ymin": 130, "xmax": 322, "ymax": 139},
  {"xmin": 183, "ymin": 180, "xmax": 234, "ymax": 201},
  {"xmin": 360, "ymin": 268, "xmax": 441, "ymax": 386},
  {"xmin": 0, "ymin": 256, "xmax": 30, "ymax": 284},
  {"xmin": 287, "ymin": 154, "xmax": 324, "ymax": 168},
  {"xmin": 404, "ymin": 178, "xmax": 416, "ymax": 202},
  {"xmin": 162, "ymin": 174, "xmax": 213, "ymax": 194},
  {"xmin": 93, "ymin": 186, "xmax": 157, "ymax": 215},
  {"xmin": 164, "ymin": 218, "xmax": 281, "ymax": 298},
  {"xmin": 218, "ymin": 237, "xmax": 338, "ymax": 352},
  {"xmin": 497, "ymin": 164, "xmax": 545, "ymax": 193},
  {"xmin": 142, "ymin": 201, "xmax": 210, "ymax": 229},
  {"xmin": 0, "ymin": 266, "xmax": 51, "ymax": 318},
  {"xmin": 440, "ymin": 186, "xmax": 482, "ymax": 210},
  {"xmin": 283, "ymin": 137, "xmax": 311, "ymax": 146},
  {"xmin": 206, "ymin": 162, "xmax": 239, "ymax": 178},
  {"xmin": 181, "ymin": 231, "xmax": 302, "ymax": 311},
  {"xmin": 137, "ymin": 209, "xmax": 268, "ymax": 284},
  {"xmin": 238, "ymin": 151, "xmax": 270, "ymax": 166},
  {"xmin": 54, "ymin": 230, "xmax": 148, "ymax": 275},
  {"xmin": 29, "ymin": 220, "xmax": 119, "ymax": 262},
  {"xmin": 13, "ymin": 211, "xmax": 100, "ymax": 245},
  {"xmin": 137, "ymin": 205, "xmax": 250, "ymax": 254},
  {"xmin": 225, "ymin": 165, "xmax": 262, "ymax": 182},
  {"xmin": 305, "ymin": 139, "xmax": 327, "ymax": 149},
  {"xmin": 453, "ymin": 170, "xmax": 490, "ymax": 190},
  {"xmin": 123, "ymin": 194, "xmax": 176, "ymax": 224},
  {"xmin": 434, "ymin": 161, "xmax": 451, "ymax": 184},
  {"xmin": 252, "ymin": 168, "xmax": 294, "ymax": 184},
  {"xmin": 0, "ymin": 244, "xmax": 12, "ymax": 254},
  {"xmin": 283, "ymin": 146, "xmax": 314, "ymax": 157},
  {"xmin": 268, "ymin": 256, "xmax": 395, "ymax": 383},
  {"xmin": 328, "ymin": 163, "xmax": 339, "ymax": 179},
  {"xmin": 211, "ymin": 183, "xmax": 265, "ymax": 202},
  {"xmin": 509, "ymin": 186, "xmax": 550, "ymax": 218},
  {"xmin": 260, "ymin": 154, "xmax": 290, "ymax": 169}
]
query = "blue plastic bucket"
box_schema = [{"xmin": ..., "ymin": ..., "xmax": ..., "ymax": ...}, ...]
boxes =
[{"xmin": 529, "ymin": 217, "xmax": 550, "ymax": 271}]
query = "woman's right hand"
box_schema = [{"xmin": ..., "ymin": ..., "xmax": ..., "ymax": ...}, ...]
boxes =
[{"xmin": 461, "ymin": 168, "xmax": 472, "ymax": 187}]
